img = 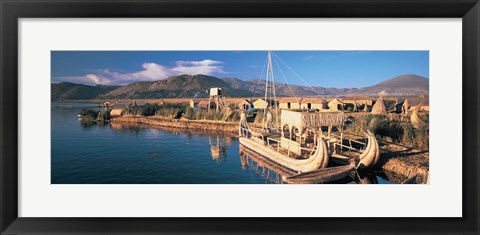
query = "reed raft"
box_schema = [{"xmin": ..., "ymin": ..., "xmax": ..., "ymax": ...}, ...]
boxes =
[
  {"xmin": 111, "ymin": 116, "xmax": 239, "ymax": 133},
  {"xmin": 380, "ymin": 157, "xmax": 429, "ymax": 184}
]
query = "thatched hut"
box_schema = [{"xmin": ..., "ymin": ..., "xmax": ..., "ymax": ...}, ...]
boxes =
[
  {"xmin": 103, "ymin": 101, "xmax": 112, "ymax": 108},
  {"xmin": 407, "ymin": 97, "xmax": 429, "ymax": 112},
  {"xmin": 392, "ymin": 99, "xmax": 410, "ymax": 114},
  {"xmin": 278, "ymin": 97, "xmax": 303, "ymax": 110},
  {"xmin": 300, "ymin": 97, "xmax": 328, "ymax": 110},
  {"xmin": 253, "ymin": 99, "xmax": 276, "ymax": 109},
  {"xmin": 110, "ymin": 108, "xmax": 124, "ymax": 117},
  {"xmin": 281, "ymin": 110, "xmax": 345, "ymax": 129},
  {"xmin": 189, "ymin": 99, "xmax": 200, "ymax": 109},
  {"xmin": 371, "ymin": 97, "xmax": 387, "ymax": 115},
  {"xmin": 189, "ymin": 98, "xmax": 209, "ymax": 110},
  {"xmin": 280, "ymin": 110, "xmax": 345, "ymax": 144},
  {"xmin": 238, "ymin": 99, "xmax": 253, "ymax": 110},
  {"xmin": 328, "ymin": 98, "xmax": 344, "ymax": 111}
]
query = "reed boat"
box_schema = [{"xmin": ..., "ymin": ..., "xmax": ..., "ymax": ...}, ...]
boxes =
[
  {"xmin": 238, "ymin": 51, "xmax": 381, "ymax": 179},
  {"xmin": 239, "ymin": 112, "xmax": 330, "ymax": 173},
  {"xmin": 285, "ymin": 165, "xmax": 354, "ymax": 184},
  {"xmin": 239, "ymin": 109, "xmax": 381, "ymax": 174},
  {"xmin": 410, "ymin": 95, "xmax": 428, "ymax": 129},
  {"xmin": 411, "ymin": 110, "xmax": 427, "ymax": 129}
]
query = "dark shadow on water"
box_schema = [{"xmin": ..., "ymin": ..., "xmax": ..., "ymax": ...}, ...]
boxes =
[{"xmin": 80, "ymin": 120, "xmax": 110, "ymax": 129}]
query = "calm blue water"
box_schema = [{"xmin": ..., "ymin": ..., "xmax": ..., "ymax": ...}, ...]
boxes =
[{"xmin": 51, "ymin": 102, "xmax": 394, "ymax": 184}]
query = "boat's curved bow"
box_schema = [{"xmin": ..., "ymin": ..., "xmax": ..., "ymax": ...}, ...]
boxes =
[
  {"xmin": 356, "ymin": 130, "xmax": 381, "ymax": 170},
  {"xmin": 411, "ymin": 110, "xmax": 427, "ymax": 129}
]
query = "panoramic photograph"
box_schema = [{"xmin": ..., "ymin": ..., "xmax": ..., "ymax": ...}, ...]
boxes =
[{"xmin": 51, "ymin": 51, "xmax": 429, "ymax": 184}]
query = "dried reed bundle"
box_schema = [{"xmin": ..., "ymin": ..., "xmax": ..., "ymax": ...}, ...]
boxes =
[{"xmin": 371, "ymin": 97, "xmax": 387, "ymax": 115}]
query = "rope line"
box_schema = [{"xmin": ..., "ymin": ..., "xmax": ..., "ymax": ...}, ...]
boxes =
[
  {"xmin": 271, "ymin": 52, "xmax": 325, "ymax": 100},
  {"xmin": 272, "ymin": 54, "xmax": 297, "ymax": 99},
  {"xmin": 251, "ymin": 54, "xmax": 269, "ymax": 100},
  {"xmin": 273, "ymin": 51, "xmax": 369, "ymax": 133}
]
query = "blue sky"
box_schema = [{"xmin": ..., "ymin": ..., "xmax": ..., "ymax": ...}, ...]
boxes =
[{"xmin": 51, "ymin": 51, "xmax": 428, "ymax": 88}]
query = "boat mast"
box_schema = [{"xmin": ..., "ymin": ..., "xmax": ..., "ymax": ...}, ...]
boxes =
[
  {"xmin": 263, "ymin": 51, "xmax": 280, "ymax": 129},
  {"xmin": 263, "ymin": 52, "xmax": 270, "ymax": 126},
  {"xmin": 268, "ymin": 51, "xmax": 279, "ymax": 128}
]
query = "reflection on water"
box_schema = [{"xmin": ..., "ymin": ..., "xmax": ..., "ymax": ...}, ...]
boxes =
[
  {"xmin": 355, "ymin": 171, "xmax": 379, "ymax": 184},
  {"xmin": 239, "ymin": 147, "xmax": 285, "ymax": 184},
  {"xmin": 209, "ymin": 135, "xmax": 227, "ymax": 161},
  {"xmin": 51, "ymin": 103, "xmax": 395, "ymax": 184}
]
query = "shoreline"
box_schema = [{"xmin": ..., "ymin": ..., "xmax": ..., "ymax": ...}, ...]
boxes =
[{"xmin": 111, "ymin": 116, "xmax": 239, "ymax": 133}]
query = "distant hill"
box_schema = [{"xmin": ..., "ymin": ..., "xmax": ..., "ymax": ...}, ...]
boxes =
[
  {"xmin": 51, "ymin": 82, "xmax": 119, "ymax": 100},
  {"xmin": 354, "ymin": 74, "xmax": 429, "ymax": 96},
  {"xmin": 51, "ymin": 74, "xmax": 429, "ymax": 100},
  {"xmin": 98, "ymin": 74, "xmax": 252, "ymax": 99},
  {"xmin": 221, "ymin": 78, "xmax": 359, "ymax": 97}
]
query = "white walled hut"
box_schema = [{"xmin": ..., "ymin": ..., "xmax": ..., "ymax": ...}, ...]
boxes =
[
  {"xmin": 278, "ymin": 97, "xmax": 303, "ymax": 110},
  {"xmin": 253, "ymin": 98, "xmax": 276, "ymax": 109},
  {"xmin": 209, "ymin": 87, "xmax": 222, "ymax": 96},
  {"xmin": 300, "ymin": 97, "xmax": 327, "ymax": 110},
  {"xmin": 109, "ymin": 103, "xmax": 128, "ymax": 117},
  {"xmin": 328, "ymin": 98, "xmax": 344, "ymax": 111},
  {"xmin": 110, "ymin": 108, "xmax": 124, "ymax": 117}
]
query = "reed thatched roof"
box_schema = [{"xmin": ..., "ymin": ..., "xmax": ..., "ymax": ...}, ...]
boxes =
[
  {"xmin": 110, "ymin": 108, "xmax": 124, "ymax": 117},
  {"xmin": 281, "ymin": 110, "xmax": 345, "ymax": 129},
  {"xmin": 278, "ymin": 97, "xmax": 303, "ymax": 103},
  {"xmin": 301, "ymin": 97, "xmax": 325, "ymax": 104}
]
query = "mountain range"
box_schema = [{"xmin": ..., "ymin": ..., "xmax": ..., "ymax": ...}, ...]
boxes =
[{"xmin": 51, "ymin": 74, "xmax": 429, "ymax": 100}]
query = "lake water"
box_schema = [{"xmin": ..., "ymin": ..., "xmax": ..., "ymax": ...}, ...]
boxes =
[{"xmin": 51, "ymin": 102, "xmax": 394, "ymax": 184}]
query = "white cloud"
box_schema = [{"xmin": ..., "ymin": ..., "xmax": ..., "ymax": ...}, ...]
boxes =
[
  {"xmin": 54, "ymin": 59, "xmax": 227, "ymax": 85},
  {"xmin": 171, "ymin": 60, "xmax": 226, "ymax": 75},
  {"xmin": 85, "ymin": 74, "xmax": 112, "ymax": 85}
]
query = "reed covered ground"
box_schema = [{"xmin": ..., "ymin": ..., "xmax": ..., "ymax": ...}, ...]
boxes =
[
  {"xmin": 82, "ymin": 101, "xmax": 429, "ymax": 151},
  {"xmin": 117, "ymin": 102, "xmax": 242, "ymax": 123},
  {"xmin": 345, "ymin": 114, "xmax": 429, "ymax": 150}
]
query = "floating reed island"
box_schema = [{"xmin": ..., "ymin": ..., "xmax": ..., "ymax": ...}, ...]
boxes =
[
  {"xmin": 78, "ymin": 97, "xmax": 428, "ymax": 183},
  {"xmin": 77, "ymin": 53, "xmax": 429, "ymax": 183}
]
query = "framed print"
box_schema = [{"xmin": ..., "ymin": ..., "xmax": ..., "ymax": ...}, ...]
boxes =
[{"xmin": 1, "ymin": 0, "xmax": 479, "ymax": 234}]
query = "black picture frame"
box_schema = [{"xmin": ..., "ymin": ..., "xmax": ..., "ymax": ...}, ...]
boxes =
[{"xmin": 1, "ymin": 0, "xmax": 479, "ymax": 234}]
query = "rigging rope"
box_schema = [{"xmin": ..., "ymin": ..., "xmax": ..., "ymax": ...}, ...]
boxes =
[
  {"xmin": 271, "ymin": 52, "xmax": 325, "ymax": 100},
  {"xmin": 251, "ymin": 54, "xmax": 269, "ymax": 101},
  {"xmin": 271, "ymin": 51, "xmax": 369, "ymax": 133},
  {"xmin": 272, "ymin": 54, "xmax": 297, "ymax": 99}
]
